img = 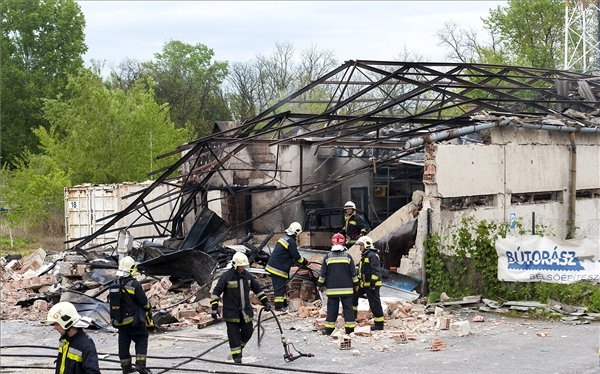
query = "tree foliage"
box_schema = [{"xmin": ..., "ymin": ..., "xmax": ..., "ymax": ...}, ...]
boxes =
[
  {"xmin": 0, "ymin": 0, "xmax": 87, "ymax": 167},
  {"xmin": 437, "ymin": 0, "xmax": 565, "ymax": 68},
  {"xmin": 40, "ymin": 69, "xmax": 190, "ymax": 184},
  {"xmin": 225, "ymin": 43, "xmax": 338, "ymax": 121},
  {"xmin": 142, "ymin": 40, "xmax": 230, "ymax": 138}
]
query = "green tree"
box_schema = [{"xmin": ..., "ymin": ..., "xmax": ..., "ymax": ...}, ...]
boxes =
[
  {"xmin": 437, "ymin": 0, "xmax": 565, "ymax": 68},
  {"xmin": 0, "ymin": 0, "xmax": 87, "ymax": 167},
  {"xmin": 40, "ymin": 69, "xmax": 190, "ymax": 184},
  {"xmin": 143, "ymin": 40, "xmax": 230, "ymax": 138},
  {"xmin": 484, "ymin": 0, "xmax": 564, "ymax": 68}
]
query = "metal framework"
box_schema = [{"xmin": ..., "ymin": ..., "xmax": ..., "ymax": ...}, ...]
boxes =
[
  {"xmin": 69, "ymin": 61, "xmax": 600, "ymax": 253},
  {"xmin": 565, "ymin": 0, "xmax": 600, "ymax": 72}
]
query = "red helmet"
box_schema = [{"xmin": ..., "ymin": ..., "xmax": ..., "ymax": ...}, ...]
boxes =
[{"xmin": 331, "ymin": 233, "xmax": 345, "ymax": 246}]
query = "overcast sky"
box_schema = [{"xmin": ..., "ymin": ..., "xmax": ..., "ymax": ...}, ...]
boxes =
[{"xmin": 78, "ymin": 1, "xmax": 507, "ymax": 71}]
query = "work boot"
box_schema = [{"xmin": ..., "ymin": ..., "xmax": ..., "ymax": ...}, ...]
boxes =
[
  {"xmin": 135, "ymin": 358, "xmax": 152, "ymax": 374},
  {"xmin": 232, "ymin": 353, "xmax": 242, "ymax": 364},
  {"xmin": 321, "ymin": 328, "xmax": 333, "ymax": 336},
  {"xmin": 121, "ymin": 359, "xmax": 136, "ymax": 374},
  {"xmin": 345, "ymin": 327, "xmax": 355, "ymax": 334},
  {"xmin": 372, "ymin": 322, "xmax": 384, "ymax": 331}
]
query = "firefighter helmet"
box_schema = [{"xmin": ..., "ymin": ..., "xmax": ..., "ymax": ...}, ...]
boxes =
[
  {"xmin": 46, "ymin": 302, "xmax": 81, "ymax": 329},
  {"xmin": 344, "ymin": 201, "xmax": 356, "ymax": 210},
  {"xmin": 356, "ymin": 236, "xmax": 374, "ymax": 249},
  {"xmin": 331, "ymin": 233, "xmax": 345, "ymax": 246},
  {"xmin": 231, "ymin": 252, "xmax": 249, "ymax": 268},
  {"xmin": 117, "ymin": 256, "xmax": 136, "ymax": 277},
  {"xmin": 285, "ymin": 222, "xmax": 303, "ymax": 236}
]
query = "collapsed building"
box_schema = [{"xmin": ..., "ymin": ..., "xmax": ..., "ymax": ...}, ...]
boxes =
[{"xmin": 3, "ymin": 61, "xmax": 599, "ymax": 328}]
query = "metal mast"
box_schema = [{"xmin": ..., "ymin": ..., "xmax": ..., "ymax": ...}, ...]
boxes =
[{"xmin": 564, "ymin": 0, "xmax": 600, "ymax": 72}]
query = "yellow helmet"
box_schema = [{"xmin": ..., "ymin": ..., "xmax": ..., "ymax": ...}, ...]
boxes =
[{"xmin": 46, "ymin": 302, "xmax": 81, "ymax": 329}]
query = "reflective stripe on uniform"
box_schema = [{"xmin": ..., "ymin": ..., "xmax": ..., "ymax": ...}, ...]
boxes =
[
  {"xmin": 265, "ymin": 265, "xmax": 289, "ymax": 279},
  {"xmin": 277, "ymin": 238, "xmax": 289, "ymax": 249},
  {"xmin": 326, "ymin": 287, "xmax": 354, "ymax": 296}
]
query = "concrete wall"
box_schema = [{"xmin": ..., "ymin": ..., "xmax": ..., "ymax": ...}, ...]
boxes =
[{"xmin": 398, "ymin": 128, "xmax": 600, "ymax": 280}]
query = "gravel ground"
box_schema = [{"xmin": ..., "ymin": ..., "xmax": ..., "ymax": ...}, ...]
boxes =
[{"xmin": 1, "ymin": 310, "xmax": 599, "ymax": 374}]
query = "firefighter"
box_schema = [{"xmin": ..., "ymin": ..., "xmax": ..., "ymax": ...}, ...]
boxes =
[
  {"xmin": 46, "ymin": 301, "xmax": 101, "ymax": 374},
  {"xmin": 353, "ymin": 236, "xmax": 385, "ymax": 331},
  {"xmin": 110, "ymin": 256, "xmax": 153, "ymax": 374},
  {"xmin": 317, "ymin": 233, "xmax": 359, "ymax": 335},
  {"xmin": 210, "ymin": 252, "xmax": 272, "ymax": 364},
  {"xmin": 341, "ymin": 201, "xmax": 369, "ymax": 246},
  {"xmin": 265, "ymin": 222, "xmax": 307, "ymax": 311}
]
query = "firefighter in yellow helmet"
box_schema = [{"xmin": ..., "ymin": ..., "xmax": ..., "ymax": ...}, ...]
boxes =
[
  {"xmin": 46, "ymin": 301, "xmax": 101, "ymax": 374},
  {"xmin": 265, "ymin": 222, "xmax": 307, "ymax": 311},
  {"xmin": 109, "ymin": 256, "xmax": 153, "ymax": 374},
  {"xmin": 352, "ymin": 236, "xmax": 385, "ymax": 331},
  {"xmin": 210, "ymin": 252, "xmax": 272, "ymax": 364}
]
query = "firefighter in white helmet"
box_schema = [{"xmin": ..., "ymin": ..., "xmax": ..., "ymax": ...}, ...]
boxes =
[
  {"xmin": 341, "ymin": 201, "xmax": 370, "ymax": 246},
  {"xmin": 210, "ymin": 252, "xmax": 272, "ymax": 364},
  {"xmin": 317, "ymin": 233, "xmax": 359, "ymax": 335},
  {"xmin": 109, "ymin": 256, "xmax": 153, "ymax": 374},
  {"xmin": 46, "ymin": 301, "xmax": 101, "ymax": 374},
  {"xmin": 353, "ymin": 236, "xmax": 385, "ymax": 331},
  {"xmin": 265, "ymin": 222, "xmax": 307, "ymax": 311}
]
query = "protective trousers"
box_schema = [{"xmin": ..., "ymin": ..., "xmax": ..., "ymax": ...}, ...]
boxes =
[
  {"xmin": 353, "ymin": 287, "xmax": 385, "ymax": 328},
  {"xmin": 270, "ymin": 275, "xmax": 288, "ymax": 310},
  {"xmin": 226, "ymin": 319, "xmax": 254, "ymax": 362},
  {"xmin": 118, "ymin": 324, "xmax": 149, "ymax": 372},
  {"xmin": 323, "ymin": 296, "xmax": 355, "ymax": 335}
]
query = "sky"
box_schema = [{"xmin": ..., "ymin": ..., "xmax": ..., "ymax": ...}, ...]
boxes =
[{"xmin": 78, "ymin": 1, "xmax": 507, "ymax": 71}]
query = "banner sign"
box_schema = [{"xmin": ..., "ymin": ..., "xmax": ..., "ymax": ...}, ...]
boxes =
[{"xmin": 495, "ymin": 235, "xmax": 600, "ymax": 283}]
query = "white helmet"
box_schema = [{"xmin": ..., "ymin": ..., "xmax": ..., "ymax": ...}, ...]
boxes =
[
  {"xmin": 117, "ymin": 256, "xmax": 136, "ymax": 277},
  {"xmin": 285, "ymin": 222, "xmax": 302, "ymax": 236},
  {"xmin": 344, "ymin": 201, "xmax": 356, "ymax": 210},
  {"xmin": 46, "ymin": 302, "xmax": 81, "ymax": 329},
  {"xmin": 231, "ymin": 252, "xmax": 249, "ymax": 268},
  {"xmin": 356, "ymin": 236, "xmax": 374, "ymax": 249},
  {"xmin": 331, "ymin": 244, "xmax": 345, "ymax": 252}
]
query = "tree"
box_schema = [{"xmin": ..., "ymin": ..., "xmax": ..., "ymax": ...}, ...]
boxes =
[
  {"xmin": 0, "ymin": 0, "xmax": 87, "ymax": 167},
  {"xmin": 225, "ymin": 43, "xmax": 338, "ymax": 121},
  {"xmin": 142, "ymin": 40, "xmax": 230, "ymax": 138},
  {"xmin": 484, "ymin": 0, "xmax": 564, "ymax": 68},
  {"xmin": 39, "ymin": 69, "xmax": 190, "ymax": 184},
  {"xmin": 437, "ymin": 0, "xmax": 565, "ymax": 68}
]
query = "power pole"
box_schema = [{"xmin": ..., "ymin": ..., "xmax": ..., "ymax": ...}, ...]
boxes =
[{"xmin": 564, "ymin": 0, "xmax": 600, "ymax": 72}]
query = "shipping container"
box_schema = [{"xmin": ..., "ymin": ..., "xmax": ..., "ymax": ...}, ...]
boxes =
[{"xmin": 64, "ymin": 182, "xmax": 179, "ymax": 250}]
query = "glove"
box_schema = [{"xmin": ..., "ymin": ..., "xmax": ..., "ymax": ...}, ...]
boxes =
[
  {"xmin": 145, "ymin": 310, "xmax": 154, "ymax": 327},
  {"xmin": 262, "ymin": 302, "xmax": 272, "ymax": 312},
  {"xmin": 211, "ymin": 307, "xmax": 220, "ymax": 320}
]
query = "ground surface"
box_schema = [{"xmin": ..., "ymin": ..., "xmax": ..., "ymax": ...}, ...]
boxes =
[{"xmin": 1, "ymin": 310, "xmax": 599, "ymax": 374}]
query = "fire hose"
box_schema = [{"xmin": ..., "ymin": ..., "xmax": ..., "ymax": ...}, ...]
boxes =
[{"xmin": 256, "ymin": 306, "xmax": 314, "ymax": 363}]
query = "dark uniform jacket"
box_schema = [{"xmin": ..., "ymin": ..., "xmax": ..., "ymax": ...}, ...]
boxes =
[
  {"xmin": 358, "ymin": 248, "xmax": 383, "ymax": 288},
  {"xmin": 211, "ymin": 267, "xmax": 269, "ymax": 323},
  {"xmin": 317, "ymin": 251, "xmax": 359, "ymax": 296},
  {"xmin": 343, "ymin": 213, "xmax": 370, "ymax": 240},
  {"xmin": 265, "ymin": 234, "xmax": 306, "ymax": 278},
  {"xmin": 112, "ymin": 276, "xmax": 150, "ymax": 327},
  {"xmin": 55, "ymin": 329, "xmax": 101, "ymax": 374}
]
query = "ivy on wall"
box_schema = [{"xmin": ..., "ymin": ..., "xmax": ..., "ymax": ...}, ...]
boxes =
[{"xmin": 424, "ymin": 216, "xmax": 600, "ymax": 312}]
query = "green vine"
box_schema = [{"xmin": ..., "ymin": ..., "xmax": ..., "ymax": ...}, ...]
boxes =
[{"xmin": 424, "ymin": 216, "xmax": 600, "ymax": 312}]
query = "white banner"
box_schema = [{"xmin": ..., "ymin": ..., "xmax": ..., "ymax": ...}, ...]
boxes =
[{"xmin": 495, "ymin": 235, "xmax": 600, "ymax": 283}]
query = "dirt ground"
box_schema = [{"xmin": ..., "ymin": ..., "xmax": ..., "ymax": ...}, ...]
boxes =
[{"xmin": 1, "ymin": 310, "xmax": 599, "ymax": 374}]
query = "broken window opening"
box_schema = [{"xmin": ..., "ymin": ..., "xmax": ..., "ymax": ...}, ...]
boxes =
[
  {"xmin": 510, "ymin": 191, "xmax": 563, "ymax": 205},
  {"xmin": 441, "ymin": 194, "xmax": 496, "ymax": 211},
  {"xmin": 575, "ymin": 188, "xmax": 600, "ymax": 199}
]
